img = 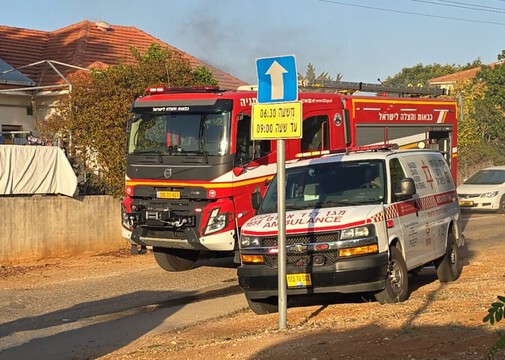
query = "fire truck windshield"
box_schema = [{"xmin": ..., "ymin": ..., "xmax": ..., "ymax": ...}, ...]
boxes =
[{"xmin": 128, "ymin": 112, "xmax": 231, "ymax": 156}]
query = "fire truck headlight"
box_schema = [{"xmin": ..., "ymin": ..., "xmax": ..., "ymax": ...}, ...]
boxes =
[
  {"xmin": 204, "ymin": 208, "xmax": 229, "ymax": 235},
  {"xmin": 240, "ymin": 236, "xmax": 261, "ymax": 248},
  {"xmin": 121, "ymin": 204, "xmax": 131, "ymax": 230}
]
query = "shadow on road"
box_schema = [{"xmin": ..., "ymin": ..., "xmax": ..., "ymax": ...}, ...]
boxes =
[
  {"xmin": 0, "ymin": 284, "xmax": 241, "ymax": 360},
  {"xmin": 193, "ymin": 253, "xmax": 238, "ymax": 270}
]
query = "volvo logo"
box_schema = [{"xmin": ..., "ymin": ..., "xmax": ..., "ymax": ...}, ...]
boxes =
[{"xmin": 163, "ymin": 168, "xmax": 173, "ymax": 179}]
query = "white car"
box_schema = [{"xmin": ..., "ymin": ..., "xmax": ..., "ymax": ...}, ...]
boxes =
[{"xmin": 457, "ymin": 166, "xmax": 505, "ymax": 213}]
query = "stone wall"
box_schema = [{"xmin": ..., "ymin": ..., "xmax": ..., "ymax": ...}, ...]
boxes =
[{"xmin": 0, "ymin": 195, "xmax": 127, "ymax": 264}]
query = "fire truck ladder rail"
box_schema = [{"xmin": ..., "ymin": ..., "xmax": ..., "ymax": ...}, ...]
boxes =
[{"xmin": 299, "ymin": 80, "xmax": 448, "ymax": 97}]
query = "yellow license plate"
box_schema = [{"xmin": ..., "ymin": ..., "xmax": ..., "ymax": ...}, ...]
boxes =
[
  {"xmin": 157, "ymin": 191, "xmax": 180, "ymax": 199},
  {"xmin": 459, "ymin": 200, "xmax": 474, "ymax": 207},
  {"xmin": 287, "ymin": 273, "xmax": 312, "ymax": 288}
]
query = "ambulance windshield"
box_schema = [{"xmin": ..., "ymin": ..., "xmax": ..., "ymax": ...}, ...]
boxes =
[{"xmin": 258, "ymin": 160, "xmax": 386, "ymax": 214}]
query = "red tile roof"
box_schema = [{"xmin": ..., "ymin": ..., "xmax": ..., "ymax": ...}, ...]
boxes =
[
  {"xmin": 429, "ymin": 61, "xmax": 503, "ymax": 84},
  {"xmin": 0, "ymin": 20, "xmax": 247, "ymax": 90}
]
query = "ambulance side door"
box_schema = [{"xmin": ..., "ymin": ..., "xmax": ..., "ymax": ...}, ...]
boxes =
[
  {"xmin": 388, "ymin": 157, "xmax": 425, "ymax": 270},
  {"xmin": 425, "ymin": 154, "xmax": 456, "ymax": 261},
  {"xmin": 401, "ymin": 155, "xmax": 439, "ymax": 265}
]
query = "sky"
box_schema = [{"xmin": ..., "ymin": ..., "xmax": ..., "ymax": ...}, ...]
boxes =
[{"xmin": 1, "ymin": 0, "xmax": 504, "ymax": 85}]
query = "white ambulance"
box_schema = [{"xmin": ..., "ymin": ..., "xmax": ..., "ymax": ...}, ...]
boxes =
[{"xmin": 237, "ymin": 147, "xmax": 464, "ymax": 315}]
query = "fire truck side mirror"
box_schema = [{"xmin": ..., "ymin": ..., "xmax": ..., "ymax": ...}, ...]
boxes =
[
  {"xmin": 251, "ymin": 191, "xmax": 262, "ymax": 210},
  {"xmin": 253, "ymin": 142, "xmax": 261, "ymax": 159},
  {"xmin": 343, "ymin": 109, "xmax": 352, "ymax": 147},
  {"xmin": 233, "ymin": 166, "xmax": 245, "ymax": 176}
]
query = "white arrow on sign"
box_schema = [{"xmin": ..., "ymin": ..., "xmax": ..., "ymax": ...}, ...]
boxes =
[{"xmin": 266, "ymin": 61, "xmax": 287, "ymax": 100}]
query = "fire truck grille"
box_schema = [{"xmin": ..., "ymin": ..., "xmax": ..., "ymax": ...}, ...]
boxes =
[{"xmin": 145, "ymin": 229, "xmax": 186, "ymax": 239}]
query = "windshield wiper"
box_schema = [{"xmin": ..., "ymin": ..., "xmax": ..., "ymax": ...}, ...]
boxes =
[
  {"xmin": 173, "ymin": 149, "xmax": 209, "ymax": 164},
  {"xmin": 133, "ymin": 150, "xmax": 163, "ymax": 163},
  {"xmin": 286, "ymin": 204, "xmax": 306, "ymax": 211},
  {"xmin": 316, "ymin": 200, "xmax": 363, "ymax": 207},
  {"xmin": 199, "ymin": 150, "xmax": 209, "ymax": 164},
  {"xmin": 258, "ymin": 206, "xmax": 277, "ymax": 214},
  {"xmin": 198, "ymin": 134, "xmax": 209, "ymax": 164}
]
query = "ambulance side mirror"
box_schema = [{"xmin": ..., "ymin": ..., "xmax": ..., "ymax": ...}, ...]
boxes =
[{"xmin": 394, "ymin": 178, "xmax": 416, "ymax": 200}]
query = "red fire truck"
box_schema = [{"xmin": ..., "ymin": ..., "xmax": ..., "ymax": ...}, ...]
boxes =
[{"xmin": 121, "ymin": 82, "xmax": 458, "ymax": 271}]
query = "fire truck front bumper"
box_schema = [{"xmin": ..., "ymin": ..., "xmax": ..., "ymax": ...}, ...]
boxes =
[{"xmin": 128, "ymin": 226, "xmax": 236, "ymax": 251}]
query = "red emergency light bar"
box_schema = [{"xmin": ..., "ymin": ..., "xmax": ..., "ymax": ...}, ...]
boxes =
[
  {"xmin": 347, "ymin": 144, "xmax": 397, "ymax": 152},
  {"xmin": 295, "ymin": 150, "xmax": 331, "ymax": 158},
  {"xmin": 146, "ymin": 86, "xmax": 221, "ymax": 95}
]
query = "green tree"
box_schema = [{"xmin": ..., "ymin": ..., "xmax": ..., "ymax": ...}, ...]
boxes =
[
  {"xmin": 384, "ymin": 61, "xmax": 481, "ymax": 87},
  {"xmin": 450, "ymin": 79, "xmax": 494, "ymax": 176},
  {"xmin": 298, "ymin": 63, "xmax": 316, "ymax": 84},
  {"xmin": 298, "ymin": 63, "xmax": 342, "ymax": 85},
  {"xmin": 483, "ymin": 294, "xmax": 505, "ymax": 360},
  {"xmin": 471, "ymin": 60, "xmax": 505, "ymax": 162},
  {"xmin": 42, "ymin": 43, "xmax": 217, "ymax": 195}
]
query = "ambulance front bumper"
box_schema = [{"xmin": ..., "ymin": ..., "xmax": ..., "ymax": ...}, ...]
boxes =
[{"xmin": 238, "ymin": 252, "xmax": 388, "ymax": 299}]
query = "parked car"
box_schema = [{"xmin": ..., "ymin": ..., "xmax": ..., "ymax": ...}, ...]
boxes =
[{"xmin": 457, "ymin": 166, "xmax": 505, "ymax": 213}]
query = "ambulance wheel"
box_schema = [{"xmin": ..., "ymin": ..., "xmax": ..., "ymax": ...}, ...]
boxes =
[
  {"xmin": 435, "ymin": 231, "xmax": 461, "ymax": 282},
  {"xmin": 498, "ymin": 195, "xmax": 505, "ymax": 214},
  {"xmin": 153, "ymin": 248, "xmax": 200, "ymax": 272},
  {"xmin": 246, "ymin": 295, "xmax": 278, "ymax": 315},
  {"xmin": 375, "ymin": 246, "xmax": 409, "ymax": 304}
]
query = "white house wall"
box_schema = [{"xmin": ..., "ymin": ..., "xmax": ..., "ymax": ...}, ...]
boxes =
[
  {"xmin": 34, "ymin": 93, "xmax": 63, "ymax": 127},
  {"xmin": 0, "ymin": 91, "xmax": 63, "ymax": 136},
  {"xmin": 0, "ymin": 93, "xmax": 34, "ymax": 133}
]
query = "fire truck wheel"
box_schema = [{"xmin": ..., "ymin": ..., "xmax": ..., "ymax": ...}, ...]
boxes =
[
  {"xmin": 435, "ymin": 231, "xmax": 461, "ymax": 282},
  {"xmin": 374, "ymin": 246, "xmax": 409, "ymax": 304},
  {"xmin": 245, "ymin": 295, "xmax": 278, "ymax": 315},
  {"xmin": 153, "ymin": 248, "xmax": 200, "ymax": 272}
]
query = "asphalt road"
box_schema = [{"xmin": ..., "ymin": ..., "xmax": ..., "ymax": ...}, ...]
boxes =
[{"xmin": 0, "ymin": 211, "xmax": 502, "ymax": 360}]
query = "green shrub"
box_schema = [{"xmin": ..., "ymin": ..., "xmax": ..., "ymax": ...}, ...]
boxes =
[{"xmin": 483, "ymin": 295, "xmax": 505, "ymax": 359}]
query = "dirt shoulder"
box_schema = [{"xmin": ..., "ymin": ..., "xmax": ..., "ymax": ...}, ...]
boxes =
[
  {"xmin": 2, "ymin": 237, "xmax": 504, "ymax": 359},
  {"xmin": 91, "ymin": 241, "xmax": 505, "ymax": 360}
]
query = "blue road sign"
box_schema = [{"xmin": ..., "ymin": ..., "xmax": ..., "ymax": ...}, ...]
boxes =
[{"xmin": 256, "ymin": 55, "xmax": 298, "ymax": 103}]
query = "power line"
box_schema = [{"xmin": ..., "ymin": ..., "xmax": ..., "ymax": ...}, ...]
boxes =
[
  {"xmin": 408, "ymin": 0, "xmax": 505, "ymax": 13},
  {"xmin": 438, "ymin": 0, "xmax": 505, "ymax": 11},
  {"xmin": 317, "ymin": 0, "xmax": 505, "ymax": 26}
]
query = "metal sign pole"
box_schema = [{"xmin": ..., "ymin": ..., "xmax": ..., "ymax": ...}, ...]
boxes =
[
  {"xmin": 255, "ymin": 55, "xmax": 299, "ymax": 330},
  {"xmin": 277, "ymin": 138, "xmax": 287, "ymax": 329}
]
